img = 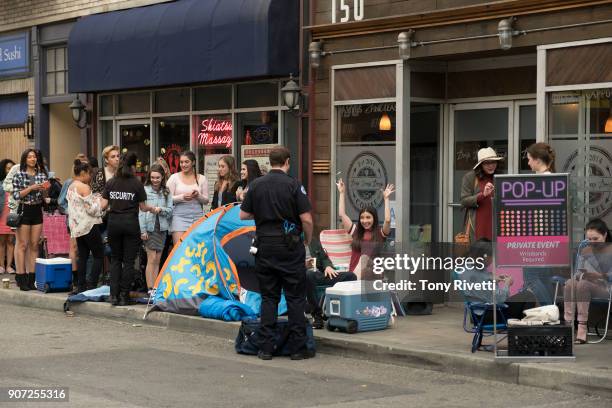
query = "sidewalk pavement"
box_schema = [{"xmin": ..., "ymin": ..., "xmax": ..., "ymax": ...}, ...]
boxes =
[{"xmin": 1, "ymin": 276, "xmax": 611, "ymax": 398}]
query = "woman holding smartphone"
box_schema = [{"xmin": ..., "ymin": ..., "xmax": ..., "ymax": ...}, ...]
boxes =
[
  {"xmin": 12, "ymin": 148, "xmax": 49, "ymax": 291},
  {"xmin": 167, "ymin": 151, "xmax": 208, "ymax": 244}
]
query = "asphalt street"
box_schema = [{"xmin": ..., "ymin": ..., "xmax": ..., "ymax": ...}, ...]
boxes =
[{"xmin": 0, "ymin": 304, "xmax": 610, "ymax": 408}]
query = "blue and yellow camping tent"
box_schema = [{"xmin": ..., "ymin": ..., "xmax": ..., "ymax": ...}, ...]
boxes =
[{"xmin": 152, "ymin": 203, "xmax": 256, "ymax": 315}]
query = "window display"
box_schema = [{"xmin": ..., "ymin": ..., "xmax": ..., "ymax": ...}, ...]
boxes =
[{"xmin": 157, "ymin": 116, "xmax": 189, "ymax": 174}]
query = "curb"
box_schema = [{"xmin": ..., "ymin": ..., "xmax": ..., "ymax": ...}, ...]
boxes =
[{"xmin": 1, "ymin": 289, "xmax": 610, "ymax": 398}]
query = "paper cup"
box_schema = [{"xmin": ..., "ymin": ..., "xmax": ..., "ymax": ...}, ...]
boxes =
[{"xmin": 2, "ymin": 278, "xmax": 10, "ymax": 289}]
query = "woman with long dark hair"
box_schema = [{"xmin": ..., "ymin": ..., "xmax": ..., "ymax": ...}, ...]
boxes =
[
  {"xmin": 460, "ymin": 147, "xmax": 504, "ymax": 241},
  {"xmin": 211, "ymin": 155, "xmax": 240, "ymax": 210},
  {"xmin": 336, "ymin": 178, "xmax": 393, "ymax": 279},
  {"xmin": 564, "ymin": 218, "xmax": 612, "ymax": 344},
  {"xmin": 167, "ymin": 151, "xmax": 208, "ymax": 244},
  {"xmin": 67, "ymin": 160, "xmax": 104, "ymax": 292},
  {"xmin": 236, "ymin": 159, "xmax": 262, "ymax": 201},
  {"xmin": 101, "ymin": 153, "xmax": 154, "ymax": 305},
  {"xmin": 139, "ymin": 164, "xmax": 173, "ymax": 293},
  {"xmin": 12, "ymin": 149, "xmax": 49, "ymax": 290},
  {"xmin": 0, "ymin": 159, "xmax": 16, "ymax": 275}
]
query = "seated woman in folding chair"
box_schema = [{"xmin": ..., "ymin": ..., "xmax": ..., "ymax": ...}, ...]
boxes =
[
  {"xmin": 564, "ymin": 218, "xmax": 612, "ymax": 344},
  {"xmin": 458, "ymin": 239, "xmax": 536, "ymax": 321}
]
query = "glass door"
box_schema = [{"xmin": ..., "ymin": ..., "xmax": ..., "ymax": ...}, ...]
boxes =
[
  {"xmin": 117, "ymin": 120, "xmax": 151, "ymax": 181},
  {"xmin": 445, "ymin": 102, "xmax": 513, "ymax": 241},
  {"xmin": 549, "ymin": 88, "xmax": 612, "ymax": 241}
]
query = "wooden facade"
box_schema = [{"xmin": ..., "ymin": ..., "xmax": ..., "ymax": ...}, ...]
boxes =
[{"xmin": 306, "ymin": 0, "xmax": 612, "ymax": 232}]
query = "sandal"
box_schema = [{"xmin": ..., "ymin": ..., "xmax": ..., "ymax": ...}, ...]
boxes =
[
  {"xmin": 6, "ymin": 267, "xmax": 15, "ymax": 274},
  {"xmin": 0, "ymin": 267, "xmax": 5, "ymax": 274},
  {"xmin": 575, "ymin": 322, "xmax": 587, "ymax": 344}
]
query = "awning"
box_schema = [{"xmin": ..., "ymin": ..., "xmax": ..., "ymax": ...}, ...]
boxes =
[
  {"xmin": 0, "ymin": 94, "xmax": 27, "ymax": 127},
  {"xmin": 68, "ymin": 0, "xmax": 299, "ymax": 93}
]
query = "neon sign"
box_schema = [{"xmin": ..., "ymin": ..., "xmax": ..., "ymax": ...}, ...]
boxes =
[{"xmin": 196, "ymin": 117, "xmax": 232, "ymax": 148}]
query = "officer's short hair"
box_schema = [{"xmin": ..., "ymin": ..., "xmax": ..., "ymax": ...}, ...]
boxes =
[{"xmin": 269, "ymin": 146, "xmax": 291, "ymax": 167}]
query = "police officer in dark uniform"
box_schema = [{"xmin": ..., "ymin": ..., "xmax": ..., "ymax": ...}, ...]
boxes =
[{"xmin": 240, "ymin": 146, "xmax": 313, "ymax": 360}]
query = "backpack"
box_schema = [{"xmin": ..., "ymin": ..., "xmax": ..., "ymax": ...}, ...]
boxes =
[{"xmin": 235, "ymin": 317, "xmax": 316, "ymax": 356}]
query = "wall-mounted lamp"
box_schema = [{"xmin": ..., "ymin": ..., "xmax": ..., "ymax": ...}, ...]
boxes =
[
  {"xmin": 281, "ymin": 74, "xmax": 307, "ymax": 115},
  {"xmin": 23, "ymin": 115, "xmax": 34, "ymax": 139},
  {"xmin": 397, "ymin": 30, "xmax": 415, "ymax": 60},
  {"xmin": 69, "ymin": 95, "xmax": 89, "ymax": 129},
  {"xmin": 498, "ymin": 17, "xmax": 518, "ymax": 50},
  {"xmin": 379, "ymin": 112, "xmax": 392, "ymax": 131},
  {"xmin": 309, "ymin": 41, "xmax": 324, "ymax": 69}
]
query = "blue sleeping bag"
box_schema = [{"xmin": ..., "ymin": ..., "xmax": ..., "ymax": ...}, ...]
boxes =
[{"xmin": 198, "ymin": 296, "xmax": 256, "ymax": 321}]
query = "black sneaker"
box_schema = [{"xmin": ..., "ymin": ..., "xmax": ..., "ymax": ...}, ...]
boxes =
[
  {"xmin": 118, "ymin": 294, "xmax": 131, "ymax": 307},
  {"xmin": 312, "ymin": 313, "xmax": 325, "ymax": 330},
  {"xmin": 290, "ymin": 350, "xmax": 314, "ymax": 360},
  {"xmin": 257, "ymin": 351, "xmax": 273, "ymax": 360},
  {"xmin": 109, "ymin": 296, "xmax": 119, "ymax": 306}
]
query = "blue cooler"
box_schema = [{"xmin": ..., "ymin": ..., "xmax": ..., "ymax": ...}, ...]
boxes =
[
  {"xmin": 35, "ymin": 257, "xmax": 72, "ymax": 293},
  {"xmin": 324, "ymin": 280, "xmax": 392, "ymax": 333}
]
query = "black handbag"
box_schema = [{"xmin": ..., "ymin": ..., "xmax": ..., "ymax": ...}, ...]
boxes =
[{"xmin": 6, "ymin": 204, "xmax": 23, "ymax": 228}]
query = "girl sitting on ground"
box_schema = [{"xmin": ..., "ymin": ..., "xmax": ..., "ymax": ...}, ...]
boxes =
[{"xmin": 336, "ymin": 178, "xmax": 394, "ymax": 279}]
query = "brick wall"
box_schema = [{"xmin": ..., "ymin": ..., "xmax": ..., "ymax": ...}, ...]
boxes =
[{"xmin": 0, "ymin": 0, "xmax": 172, "ymax": 33}]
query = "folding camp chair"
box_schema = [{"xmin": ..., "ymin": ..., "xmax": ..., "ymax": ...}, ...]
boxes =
[
  {"xmin": 462, "ymin": 302, "xmax": 509, "ymax": 353},
  {"xmin": 554, "ymin": 240, "xmax": 612, "ymax": 344}
]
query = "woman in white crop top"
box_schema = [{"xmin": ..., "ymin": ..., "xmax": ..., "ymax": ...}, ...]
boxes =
[{"xmin": 166, "ymin": 151, "xmax": 208, "ymax": 244}]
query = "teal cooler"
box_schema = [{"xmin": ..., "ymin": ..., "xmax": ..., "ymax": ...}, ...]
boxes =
[
  {"xmin": 324, "ymin": 281, "xmax": 392, "ymax": 333},
  {"xmin": 35, "ymin": 258, "xmax": 72, "ymax": 293}
]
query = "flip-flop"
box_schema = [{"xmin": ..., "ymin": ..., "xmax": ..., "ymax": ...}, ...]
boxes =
[{"xmin": 0, "ymin": 267, "xmax": 5, "ymax": 274}]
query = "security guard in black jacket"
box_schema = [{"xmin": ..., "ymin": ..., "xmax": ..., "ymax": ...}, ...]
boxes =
[{"xmin": 240, "ymin": 146, "xmax": 313, "ymax": 360}]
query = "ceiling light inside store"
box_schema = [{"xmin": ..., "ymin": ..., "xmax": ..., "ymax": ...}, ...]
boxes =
[
  {"xmin": 605, "ymin": 115, "xmax": 612, "ymax": 133},
  {"xmin": 379, "ymin": 113, "xmax": 392, "ymax": 131}
]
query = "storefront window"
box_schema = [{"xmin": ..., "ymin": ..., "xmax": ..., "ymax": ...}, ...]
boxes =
[
  {"xmin": 194, "ymin": 114, "xmax": 233, "ymax": 201},
  {"xmin": 236, "ymin": 82, "xmax": 278, "ymax": 108},
  {"xmin": 99, "ymin": 120, "xmax": 114, "ymax": 161},
  {"xmin": 410, "ymin": 104, "xmax": 439, "ymax": 242},
  {"xmin": 157, "ymin": 116, "xmax": 189, "ymax": 174},
  {"xmin": 117, "ymin": 92, "xmax": 150, "ymax": 115},
  {"xmin": 100, "ymin": 95, "xmax": 113, "ymax": 117},
  {"xmin": 519, "ymin": 105, "xmax": 536, "ymax": 173},
  {"xmin": 236, "ymin": 111, "xmax": 279, "ymax": 174},
  {"xmin": 336, "ymin": 103, "xmax": 396, "ymax": 225},
  {"xmin": 549, "ymin": 93, "xmax": 579, "ymax": 135},
  {"xmin": 154, "ymin": 88, "xmax": 189, "ymax": 113},
  {"xmin": 549, "ymin": 89, "xmax": 612, "ymax": 235},
  {"xmin": 119, "ymin": 123, "xmax": 150, "ymax": 179},
  {"xmin": 193, "ymin": 85, "xmax": 232, "ymax": 111}
]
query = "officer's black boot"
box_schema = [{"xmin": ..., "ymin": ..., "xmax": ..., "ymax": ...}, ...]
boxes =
[{"xmin": 257, "ymin": 351, "xmax": 273, "ymax": 360}]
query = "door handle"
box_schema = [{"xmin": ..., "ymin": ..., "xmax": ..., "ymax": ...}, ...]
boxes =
[{"xmin": 448, "ymin": 203, "xmax": 462, "ymax": 208}]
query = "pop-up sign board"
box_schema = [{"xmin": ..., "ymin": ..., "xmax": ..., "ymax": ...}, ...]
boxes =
[{"xmin": 494, "ymin": 174, "xmax": 570, "ymax": 268}]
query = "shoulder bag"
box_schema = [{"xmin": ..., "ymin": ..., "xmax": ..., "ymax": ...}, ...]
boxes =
[{"xmin": 7, "ymin": 203, "xmax": 23, "ymax": 228}]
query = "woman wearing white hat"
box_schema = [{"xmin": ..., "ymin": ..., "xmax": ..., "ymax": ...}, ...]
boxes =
[{"xmin": 460, "ymin": 147, "xmax": 504, "ymax": 241}]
